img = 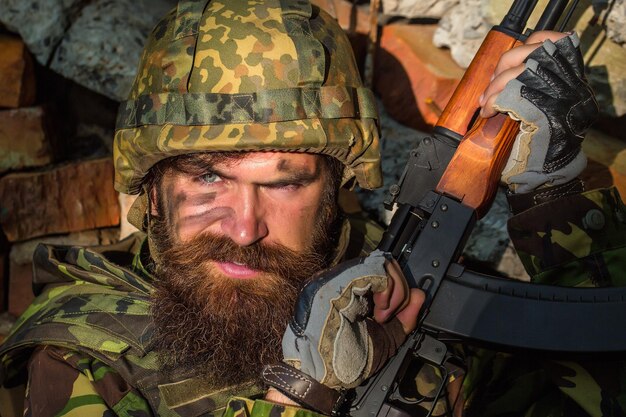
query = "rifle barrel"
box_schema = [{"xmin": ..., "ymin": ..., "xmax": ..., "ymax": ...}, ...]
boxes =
[
  {"xmin": 535, "ymin": 0, "xmax": 570, "ymax": 30},
  {"xmin": 500, "ymin": 0, "xmax": 538, "ymax": 33}
]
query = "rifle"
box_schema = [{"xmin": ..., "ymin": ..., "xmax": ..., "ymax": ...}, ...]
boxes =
[{"xmin": 347, "ymin": 1, "xmax": 626, "ymax": 416}]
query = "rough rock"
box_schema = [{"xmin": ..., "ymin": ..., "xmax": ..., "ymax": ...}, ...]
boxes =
[
  {"xmin": 0, "ymin": 35, "xmax": 36, "ymax": 108},
  {"xmin": 463, "ymin": 189, "xmax": 512, "ymax": 266},
  {"xmin": 356, "ymin": 101, "xmax": 426, "ymax": 224},
  {"xmin": 0, "ymin": 0, "xmax": 85, "ymax": 64},
  {"xmin": 432, "ymin": 0, "xmax": 488, "ymax": 69},
  {"xmin": 604, "ymin": 0, "xmax": 625, "ymax": 46},
  {"xmin": 497, "ymin": 242, "xmax": 530, "ymax": 281},
  {"xmin": 50, "ymin": 0, "xmax": 175, "ymax": 101},
  {"xmin": 35, "ymin": 68, "xmax": 119, "ymax": 160},
  {"xmin": 381, "ymin": 0, "xmax": 459, "ymax": 19},
  {"xmin": 0, "ymin": 107, "xmax": 52, "ymax": 173},
  {"xmin": 0, "ymin": 0, "xmax": 176, "ymax": 102}
]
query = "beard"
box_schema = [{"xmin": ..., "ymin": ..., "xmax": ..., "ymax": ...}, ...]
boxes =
[{"xmin": 150, "ymin": 202, "xmax": 339, "ymax": 387}]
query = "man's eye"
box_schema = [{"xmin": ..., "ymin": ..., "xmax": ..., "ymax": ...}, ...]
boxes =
[
  {"xmin": 271, "ymin": 182, "xmax": 302, "ymax": 191},
  {"xmin": 199, "ymin": 172, "xmax": 222, "ymax": 184}
]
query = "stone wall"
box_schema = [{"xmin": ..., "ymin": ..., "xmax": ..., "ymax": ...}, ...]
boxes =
[{"xmin": 0, "ymin": 0, "xmax": 176, "ymax": 101}]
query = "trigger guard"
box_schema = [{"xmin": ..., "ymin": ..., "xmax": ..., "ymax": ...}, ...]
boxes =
[{"xmin": 387, "ymin": 362, "xmax": 449, "ymax": 406}]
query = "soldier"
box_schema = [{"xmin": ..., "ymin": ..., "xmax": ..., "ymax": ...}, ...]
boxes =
[{"xmin": 0, "ymin": 1, "xmax": 623, "ymax": 416}]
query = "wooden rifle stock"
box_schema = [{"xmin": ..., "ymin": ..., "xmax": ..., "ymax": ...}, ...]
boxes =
[
  {"xmin": 433, "ymin": 0, "xmax": 574, "ymax": 217},
  {"xmin": 435, "ymin": 30, "xmax": 522, "ymax": 137},
  {"xmin": 436, "ymin": 114, "xmax": 520, "ymax": 217},
  {"xmin": 434, "ymin": 30, "xmax": 525, "ymax": 218}
]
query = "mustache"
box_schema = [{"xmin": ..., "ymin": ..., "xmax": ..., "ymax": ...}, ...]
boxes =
[{"xmin": 158, "ymin": 232, "xmax": 327, "ymax": 280}]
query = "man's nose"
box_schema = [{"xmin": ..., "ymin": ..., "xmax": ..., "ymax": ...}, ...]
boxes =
[{"xmin": 220, "ymin": 187, "xmax": 268, "ymax": 246}]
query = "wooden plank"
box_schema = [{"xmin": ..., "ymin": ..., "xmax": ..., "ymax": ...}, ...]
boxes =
[
  {"xmin": 0, "ymin": 251, "xmax": 6, "ymax": 314},
  {"xmin": 7, "ymin": 260, "xmax": 33, "ymax": 318},
  {"xmin": 375, "ymin": 24, "xmax": 464, "ymax": 131},
  {"xmin": 0, "ymin": 35, "xmax": 36, "ymax": 109},
  {"xmin": 0, "ymin": 158, "xmax": 120, "ymax": 241},
  {"xmin": 0, "ymin": 106, "xmax": 52, "ymax": 173},
  {"xmin": 0, "ymin": 231, "xmax": 8, "ymax": 314}
]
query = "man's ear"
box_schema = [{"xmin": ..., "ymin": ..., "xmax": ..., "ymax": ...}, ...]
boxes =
[{"xmin": 149, "ymin": 185, "xmax": 159, "ymax": 217}]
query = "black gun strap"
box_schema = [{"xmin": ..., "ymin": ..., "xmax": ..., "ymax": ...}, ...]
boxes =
[
  {"xmin": 262, "ymin": 363, "xmax": 343, "ymax": 416},
  {"xmin": 423, "ymin": 264, "xmax": 626, "ymax": 353}
]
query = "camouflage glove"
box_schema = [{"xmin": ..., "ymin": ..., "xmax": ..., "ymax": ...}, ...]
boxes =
[
  {"xmin": 262, "ymin": 250, "xmax": 409, "ymax": 415},
  {"xmin": 496, "ymin": 32, "xmax": 598, "ymax": 194}
]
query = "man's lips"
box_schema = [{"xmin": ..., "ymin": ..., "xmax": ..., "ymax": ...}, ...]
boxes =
[{"xmin": 214, "ymin": 261, "xmax": 261, "ymax": 279}]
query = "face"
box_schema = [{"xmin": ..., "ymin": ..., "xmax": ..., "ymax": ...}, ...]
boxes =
[
  {"xmin": 154, "ymin": 152, "xmax": 330, "ymax": 275},
  {"xmin": 149, "ymin": 151, "xmax": 342, "ymax": 386}
]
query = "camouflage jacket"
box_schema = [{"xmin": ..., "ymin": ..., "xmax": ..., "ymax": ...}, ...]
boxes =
[
  {"xmin": 1, "ymin": 188, "xmax": 626, "ymax": 417},
  {"xmin": 0, "ymin": 214, "xmax": 382, "ymax": 417},
  {"xmin": 461, "ymin": 187, "xmax": 626, "ymax": 417}
]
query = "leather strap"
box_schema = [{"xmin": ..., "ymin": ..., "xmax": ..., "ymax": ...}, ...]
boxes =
[
  {"xmin": 262, "ymin": 363, "xmax": 343, "ymax": 416},
  {"xmin": 507, "ymin": 178, "xmax": 585, "ymax": 215}
]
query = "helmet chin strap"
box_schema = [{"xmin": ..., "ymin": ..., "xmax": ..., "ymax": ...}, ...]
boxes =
[
  {"xmin": 134, "ymin": 184, "xmax": 168, "ymax": 268},
  {"xmin": 144, "ymin": 188, "xmax": 164, "ymax": 268},
  {"xmin": 127, "ymin": 191, "xmax": 149, "ymax": 231},
  {"xmin": 126, "ymin": 189, "xmax": 164, "ymax": 266}
]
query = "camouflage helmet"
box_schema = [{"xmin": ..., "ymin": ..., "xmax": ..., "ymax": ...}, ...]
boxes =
[{"xmin": 113, "ymin": 0, "xmax": 382, "ymax": 195}]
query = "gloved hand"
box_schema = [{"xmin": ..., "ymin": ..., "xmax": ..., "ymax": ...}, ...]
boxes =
[
  {"xmin": 262, "ymin": 250, "xmax": 423, "ymax": 415},
  {"xmin": 479, "ymin": 31, "xmax": 598, "ymax": 195}
]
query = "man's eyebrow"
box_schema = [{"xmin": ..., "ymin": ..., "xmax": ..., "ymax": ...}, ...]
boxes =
[
  {"xmin": 270, "ymin": 158, "xmax": 322, "ymax": 182},
  {"xmin": 196, "ymin": 164, "xmax": 320, "ymax": 185},
  {"xmin": 172, "ymin": 153, "xmax": 240, "ymax": 176},
  {"xmin": 205, "ymin": 166, "xmax": 234, "ymax": 180},
  {"xmin": 183, "ymin": 156, "xmax": 323, "ymax": 184},
  {"xmin": 276, "ymin": 159, "xmax": 291, "ymax": 172},
  {"xmin": 259, "ymin": 170, "xmax": 320, "ymax": 185}
]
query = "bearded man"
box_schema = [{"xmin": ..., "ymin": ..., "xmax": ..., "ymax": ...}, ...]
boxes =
[{"xmin": 1, "ymin": 1, "xmax": 625, "ymax": 417}]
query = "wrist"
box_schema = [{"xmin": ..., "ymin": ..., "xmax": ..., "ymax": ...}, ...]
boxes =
[
  {"xmin": 265, "ymin": 388, "xmax": 302, "ymax": 407},
  {"xmin": 262, "ymin": 363, "xmax": 343, "ymax": 416}
]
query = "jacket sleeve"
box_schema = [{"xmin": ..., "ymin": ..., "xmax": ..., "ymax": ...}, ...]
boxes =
[
  {"xmin": 223, "ymin": 397, "xmax": 326, "ymax": 417},
  {"xmin": 460, "ymin": 186, "xmax": 626, "ymax": 416},
  {"xmin": 25, "ymin": 346, "xmax": 152, "ymax": 417},
  {"xmin": 507, "ymin": 187, "xmax": 626, "ymax": 286}
]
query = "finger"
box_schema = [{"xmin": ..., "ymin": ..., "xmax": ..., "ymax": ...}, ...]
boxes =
[
  {"xmin": 525, "ymin": 30, "xmax": 568, "ymax": 45},
  {"xmin": 373, "ymin": 259, "xmax": 409, "ymax": 323},
  {"xmin": 385, "ymin": 259, "xmax": 410, "ymax": 312},
  {"xmin": 395, "ymin": 288, "xmax": 425, "ymax": 334},
  {"xmin": 372, "ymin": 270, "xmax": 394, "ymax": 311},
  {"xmin": 493, "ymin": 42, "xmax": 542, "ymax": 78},
  {"xmin": 479, "ymin": 64, "xmax": 525, "ymax": 113},
  {"xmin": 493, "ymin": 31, "xmax": 568, "ymax": 79}
]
